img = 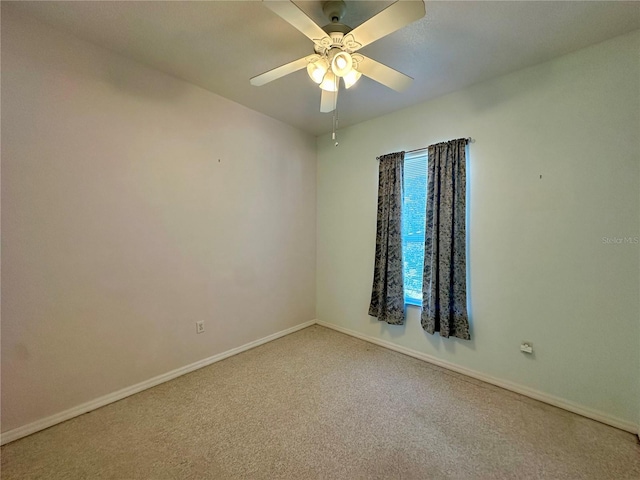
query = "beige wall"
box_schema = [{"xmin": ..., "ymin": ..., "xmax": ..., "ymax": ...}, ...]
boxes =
[
  {"xmin": 1, "ymin": 8, "xmax": 316, "ymax": 433},
  {"xmin": 317, "ymin": 30, "xmax": 640, "ymax": 427}
]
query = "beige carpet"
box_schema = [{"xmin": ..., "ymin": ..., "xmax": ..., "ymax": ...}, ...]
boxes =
[{"xmin": 2, "ymin": 325, "xmax": 639, "ymax": 479}]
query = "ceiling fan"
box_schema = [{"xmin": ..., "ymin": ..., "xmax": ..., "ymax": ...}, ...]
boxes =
[{"xmin": 250, "ymin": 0, "xmax": 426, "ymax": 113}]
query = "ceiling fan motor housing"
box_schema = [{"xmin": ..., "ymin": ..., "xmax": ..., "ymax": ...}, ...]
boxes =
[{"xmin": 314, "ymin": 30, "xmax": 353, "ymax": 55}]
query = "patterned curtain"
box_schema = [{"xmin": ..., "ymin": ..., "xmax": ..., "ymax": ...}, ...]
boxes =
[
  {"xmin": 421, "ymin": 139, "xmax": 470, "ymax": 339},
  {"xmin": 368, "ymin": 151, "xmax": 405, "ymax": 325}
]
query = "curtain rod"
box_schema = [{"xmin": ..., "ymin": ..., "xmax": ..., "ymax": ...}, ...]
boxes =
[{"xmin": 405, "ymin": 137, "xmax": 474, "ymax": 154}]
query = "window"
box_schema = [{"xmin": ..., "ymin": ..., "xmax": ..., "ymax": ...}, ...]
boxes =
[{"xmin": 402, "ymin": 151, "xmax": 428, "ymax": 306}]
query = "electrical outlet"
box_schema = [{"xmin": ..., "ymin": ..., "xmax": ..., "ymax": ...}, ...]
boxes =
[
  {"xmin": 520, "ymin": 342, "xmax": 533, "ymax": 354},
  {"xmin": 196, "ymin": 321, "xmax": 205, "ymax": 334}
]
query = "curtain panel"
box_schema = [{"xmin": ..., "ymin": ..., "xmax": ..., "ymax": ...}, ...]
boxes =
[
  {"xmin": 368, "ymin": 151, "xmax": 405, "ymax": 325},
  {"xmin": 421, "ymin": 139, "xmax": 470, "ymax": 339}
]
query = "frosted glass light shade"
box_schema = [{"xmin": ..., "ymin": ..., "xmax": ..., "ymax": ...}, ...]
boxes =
[
  {"xmin": 343, "ymin": 69, "xmax": 361, "ymax": 89},
  {"xmin": 319, "ymin": 71, "xmax": 338, "ymax": 92},
  {"xmin": 307, "ymin": 58, "xmax": 329, "ymax": 84},
  {"xmin": 331, "ymin": 52, "xmax": 353, "ymax": 77}
]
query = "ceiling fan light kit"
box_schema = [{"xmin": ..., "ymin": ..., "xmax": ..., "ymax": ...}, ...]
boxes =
[
  {"xmin": 251, "ymin": 0, "xmax": 426, "ymax": 125},
  {"xmin": 307, "ymin": 45, "xmax": 361, "ymax": 92}
]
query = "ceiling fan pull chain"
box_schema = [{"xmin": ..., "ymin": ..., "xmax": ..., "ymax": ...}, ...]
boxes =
[
  {"xmin": 332, "ymin": 113, "xmax": 337, "ymax": 146},
  {"xmin": 333, "ymin": 73, "xmax": 339, "ymax": 147}
]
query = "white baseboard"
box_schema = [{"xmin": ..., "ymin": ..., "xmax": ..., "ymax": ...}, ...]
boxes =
[
  {"xmin": 4, "ymin": 318, "xmax": 636, "ymax": 445},
  {"xmin": 316, "ymin": 320, "xmax": 638, "ymax": 434},
  {"xmin": 1, "ymin": 319, "xmax": 316, "ymax": 446}
]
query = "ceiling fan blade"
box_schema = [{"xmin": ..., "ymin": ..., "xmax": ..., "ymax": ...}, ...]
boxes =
[
  {"xmin": 357, "ymin": 55, "xmax": 413, "ymax": 92},
  {"xmin": 320, "ymin": 88, "xmax": 338, "ymax": 113},
  {"xmin": 250, "ymin": 56, "xmax": 309, "ymax": 86},
  {"xmin": 263, "ymin": 0, "xmax": 331, "ymax": 46},
  {"xmin": 348, "ymin": 0, "xmax": 426, "ymax": 51}
]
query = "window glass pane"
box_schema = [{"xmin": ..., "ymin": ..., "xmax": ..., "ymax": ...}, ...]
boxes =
[
  {"xmin": 402, "ymin": 152, "xmax": 427, "ymax": 304},
  {"xmin": 403, "ymin": 240, "xmax": 424, "ymax": 302}
]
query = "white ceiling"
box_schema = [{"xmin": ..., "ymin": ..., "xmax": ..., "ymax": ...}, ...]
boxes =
[{"xmin": 6, "ymin": 1, "xmax": 640, "ymax": 136}]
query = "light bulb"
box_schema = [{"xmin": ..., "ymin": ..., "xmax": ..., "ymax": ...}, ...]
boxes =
[
  {"xmin": 319, "ymin": 71, "xmax": 338, "ymax": 92},
  {"xmin": 331, "ymin": 51, "xmax": 353, "ymax": 78},
  {"xmin": 343, "ymin": 69, "xmax": 361, "ymax": 89}
]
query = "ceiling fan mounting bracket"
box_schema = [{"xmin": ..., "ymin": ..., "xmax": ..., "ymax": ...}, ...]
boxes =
[{"xmin": 322, "ymin": 0, "xmax": 346, "ymax": 23}]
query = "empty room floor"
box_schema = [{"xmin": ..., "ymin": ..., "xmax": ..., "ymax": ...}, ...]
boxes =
[{"xmin": 2, "ymin": 325, "xmax": 639, "ymax": 479}]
